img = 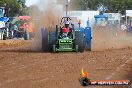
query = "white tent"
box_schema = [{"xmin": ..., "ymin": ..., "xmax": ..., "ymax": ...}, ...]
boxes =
[{"xmin": 68, "ymin": 11, "xmax": 99, "ymax": 27}]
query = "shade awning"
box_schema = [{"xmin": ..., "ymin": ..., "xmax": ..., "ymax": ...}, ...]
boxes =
[
  {"xmin": 94, "ymin": 15, "xmax": 108, "ymax": 18},
  {"xmin": 0, "ymin": 17, "xmax": 9, "ymax": 22},
  {"xmin": 17, "ymin": 16, "xmax": 31, "ymax": 20}
]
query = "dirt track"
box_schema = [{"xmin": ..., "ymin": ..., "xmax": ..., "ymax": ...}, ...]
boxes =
[{"xmin": 0, "ymin": 40, "xmax": 131, "ymax": 88}]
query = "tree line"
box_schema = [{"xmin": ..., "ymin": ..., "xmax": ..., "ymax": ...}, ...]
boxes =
[
  {"xmin": 71, "ymin": 0, "xmax": 132, "ymax": 14},
  {"xmin": 0, "ymin": 0, "xmax": 27, "ymax": 17},
  {"xmin": 0, "ymin": 0, "xmax": 132, "ymax": 17}
]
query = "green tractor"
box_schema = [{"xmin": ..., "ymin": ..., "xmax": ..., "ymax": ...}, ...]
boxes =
[{"xmin": 41, "ymin": 17, "xmax": 85, "ymax": 52}]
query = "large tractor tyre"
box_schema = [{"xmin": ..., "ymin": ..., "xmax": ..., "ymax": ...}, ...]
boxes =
[
  {"xmin": 74, "ymin": 31, "xmax": 85, "ymax": 52},
  {"xmin": 48, "ymin": 32, "xmax": 57, "ymax": 52},
  {"xmin": 41, "ymin": 28, "xmax": 48, "ymax": 52}
]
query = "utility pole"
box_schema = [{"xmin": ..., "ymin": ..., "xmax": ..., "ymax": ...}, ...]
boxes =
[{"xmin": 65, "ymin": 0, "xmax": 70, "ymax": 17}]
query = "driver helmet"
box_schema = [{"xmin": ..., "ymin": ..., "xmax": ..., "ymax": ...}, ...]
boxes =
[{"xmin": 64, "ymin": 20, "xmax": 70, "ymax": 28}]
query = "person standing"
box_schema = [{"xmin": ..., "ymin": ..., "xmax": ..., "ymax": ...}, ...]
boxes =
[{"xmin": 13, "ymin": 24, "xmax": 19, "ymax": 39}]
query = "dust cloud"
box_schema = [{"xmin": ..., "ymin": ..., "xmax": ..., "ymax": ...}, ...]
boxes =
[
  {"xmin": 92, "ymin": 27, "xmax": 132, "ymax": 51},
  {"xmin": 29, "ymin": 0, "xmax": 64, "ymax": 51}
]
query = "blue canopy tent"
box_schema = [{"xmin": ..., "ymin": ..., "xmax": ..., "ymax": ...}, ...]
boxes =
[
  {"xmin": 94, "ymin": 15, "xmax": 108, "ymax": 26},
  {"xmin": 94, "ymin": 15, "xmax": 108, "ymax": 18},
  {"xmin": 0, "ymin": 17, "xmax": 9, "ymax": 23}
]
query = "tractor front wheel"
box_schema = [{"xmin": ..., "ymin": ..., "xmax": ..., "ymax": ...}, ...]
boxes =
[{"xmin": 74, "ymin": 31, "xmax": 84, "ymax": 52}]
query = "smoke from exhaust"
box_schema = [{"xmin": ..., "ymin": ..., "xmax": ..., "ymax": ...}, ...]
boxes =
[{"xmin": 28, "ymin": 0, "xmax": 64, "ymax": 51}]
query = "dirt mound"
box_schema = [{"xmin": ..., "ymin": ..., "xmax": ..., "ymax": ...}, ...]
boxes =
[{"xmin": 0, "ymin": 40, "xmax": 31, "ymax": 48}]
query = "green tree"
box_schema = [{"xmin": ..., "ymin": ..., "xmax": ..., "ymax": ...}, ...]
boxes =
[
  {"xmin": 0, "ymin": 0, "xmax": 27, "ymax": 17},
  {"xmin": 71, "ymin": 0, "xmax": 132, "ymax": 14},
  {"xmin": 17, "ymin": 0, "xmax": 26, "ymax": 8},
  {"xmin": 109, "ymin": 0, "xmax": 132, "ymax": 14}
]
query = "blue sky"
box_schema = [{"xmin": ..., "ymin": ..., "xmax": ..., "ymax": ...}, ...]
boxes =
[
  {"xmin": 25, "ymin": 0, "xmax": 57, "ymax": 7},
  {"xmin": 25, "ymin": 0, "xmax": 38, "ymax": 7}
]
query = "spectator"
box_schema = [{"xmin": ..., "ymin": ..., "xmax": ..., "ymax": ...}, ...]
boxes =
[
  {"xmin": 121, "ymin": 24, "xmax": 127, "ymax": 31},
  {"xmin": 13, "ymin": 24, "xmax": 19, "ymax": 39}
]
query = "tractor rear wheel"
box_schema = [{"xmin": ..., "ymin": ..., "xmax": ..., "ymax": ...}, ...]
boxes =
[
  {"xmin": 48, "ymin": 32, "xmax": 57, "ymax": 52},
  {"xmin": 41, "ymin": 28, "xmax": 48, "ymax": 51},
  {"xmin": 74, "ymin": 31, "xmax": 84, "ymax": 52}
]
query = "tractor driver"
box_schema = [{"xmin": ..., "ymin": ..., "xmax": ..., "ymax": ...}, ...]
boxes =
[
  {"xmin": 60, "ymin": 20, "xmax": 72, "ymax": 38},
  {"xmin": 64, "ymin": 21, "xmax": 70, "ymax": 28}
]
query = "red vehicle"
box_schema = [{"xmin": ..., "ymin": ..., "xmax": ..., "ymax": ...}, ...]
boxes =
[{"xmin": 17, "ymin": 16, "xmax": 33, "ymax": 40}]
